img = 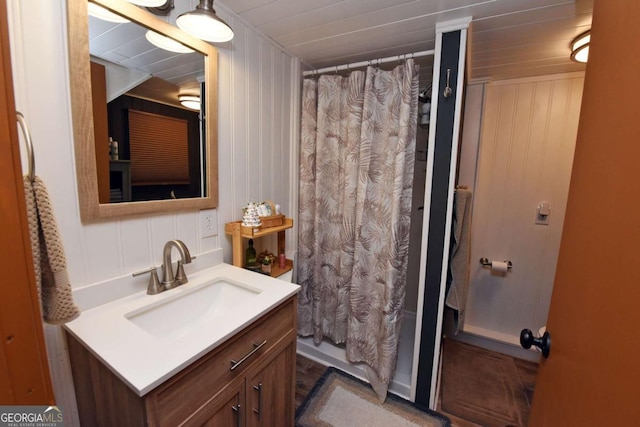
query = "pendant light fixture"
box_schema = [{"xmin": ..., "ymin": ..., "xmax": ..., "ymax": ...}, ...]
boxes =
[
  {"xmin": 88, "ymin": 3, "xmax": 130, "ymax": 23},
  {"xmin": 145, "ymin": 0, "xmax": 174, "ymax": 16},
  {"xmin": 176, "ymin": 0, "xmax": 234, "ymax": 43},
  {"xmin": 127, "ymin": 0, "xmax": 166, "ymax": 6},
  {"xmin": 89, "ymin": 1, "xmax": 170, "ymax": 23},
  {"xmin": 570, "ymin": 30, "xmax": 590, "ymax": 63},
  {"xmin": 145, "ymin": 30, "xmax": 194, "ymax": 53}
]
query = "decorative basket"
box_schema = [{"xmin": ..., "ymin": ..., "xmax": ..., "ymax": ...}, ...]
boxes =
[{"xmin": 259, "ymin": 200, "xmax": 284, "ymax": 228}]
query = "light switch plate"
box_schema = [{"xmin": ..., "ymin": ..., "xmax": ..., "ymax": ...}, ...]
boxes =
[{"xmin": 535, "ymin": 201, "xmax": 551, "ymax": 225}]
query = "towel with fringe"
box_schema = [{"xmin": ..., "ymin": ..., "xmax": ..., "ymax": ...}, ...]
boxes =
[
  {"xmin": 23, "ymin": 176, "xmax": 80, "ymax": 324},
  {"xmin": 446, "ymin": 187, "xmax": 472, "ymax": 333}
]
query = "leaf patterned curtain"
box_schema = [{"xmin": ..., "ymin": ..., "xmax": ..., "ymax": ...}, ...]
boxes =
[{"xmin": 297, "ymin": 59, "xmax": 419, "ymax": 401}]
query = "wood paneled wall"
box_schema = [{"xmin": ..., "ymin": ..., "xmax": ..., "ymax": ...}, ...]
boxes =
[
  {"xmin": 216, "ymin": 4, "xmax": 300, "ymax": 260},
  {"xmin": 7, "ymin": 0, "xmax": 300, "ymax": 424},
  {"xmin": 89, "ymin": 61, "xmax": 110, "ymax": 203},
  {"xmin": 464, "ymin": 73, "xmax": 584, "ymax": 344}
]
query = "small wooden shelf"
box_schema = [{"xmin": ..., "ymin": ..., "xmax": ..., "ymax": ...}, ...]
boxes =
[
  {"xmin": 266, "ymin": 258, "xmax": 293, "ymax": 279},
  {"xmin": 225, "ymin": 218, "xmax": 294, "ymax": 278},
  {"xmin": 224, "ymin": 217, "xmax": 293, "ymax": 238}
]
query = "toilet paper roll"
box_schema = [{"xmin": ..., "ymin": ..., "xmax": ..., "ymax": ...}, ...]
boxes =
[{"xmin": 491, "ymin": 260, "xmax": 510, "ymax": 273}]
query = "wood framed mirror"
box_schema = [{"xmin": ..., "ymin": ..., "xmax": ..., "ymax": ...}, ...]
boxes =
[{"xmin": 68, "ymin": 0, "xmax": 218, "ymax": 221}]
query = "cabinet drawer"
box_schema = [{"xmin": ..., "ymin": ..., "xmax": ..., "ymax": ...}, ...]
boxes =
[{"xmin": 146, "ymin": 298, "xmax": 295, "ymax": 426}]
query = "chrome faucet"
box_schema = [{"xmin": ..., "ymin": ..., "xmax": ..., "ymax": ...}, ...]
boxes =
[{"xmin": 161, "ymin": 239, "xmax": 193, "ymax": 290}]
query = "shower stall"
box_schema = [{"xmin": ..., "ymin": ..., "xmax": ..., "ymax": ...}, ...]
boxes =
[{"xmin": 293, "ymin": 18, "xmax": 471, "ymax": 408}]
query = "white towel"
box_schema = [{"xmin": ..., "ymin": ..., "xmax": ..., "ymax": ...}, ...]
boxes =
[{"xmin": 24, "ymin": 176, "xmax": 80, "ymax": 324}]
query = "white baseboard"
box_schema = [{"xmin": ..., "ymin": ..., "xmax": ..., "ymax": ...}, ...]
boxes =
[{"xmin": 455, "ymin": 324, "xmax": 541, "ymax": 363}]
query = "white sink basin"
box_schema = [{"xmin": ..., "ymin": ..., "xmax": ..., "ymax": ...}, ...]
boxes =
[
  {"xmin": 65, "ymin": 263, "xmax": 300, "ymax": 395},
  {"xmin": 125, "ymin": 278, "xmax": 262, "ymax": 340}
]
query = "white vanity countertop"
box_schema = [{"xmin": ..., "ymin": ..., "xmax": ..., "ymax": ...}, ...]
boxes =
[{"xmin": 64, "ymin": 263, "xmax": 299, "ymax": 396}]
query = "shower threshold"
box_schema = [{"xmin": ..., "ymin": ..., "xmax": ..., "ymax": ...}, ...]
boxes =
[{"xmin": 296, "ymin": 311, "xmax": 416, "ymax": 399}]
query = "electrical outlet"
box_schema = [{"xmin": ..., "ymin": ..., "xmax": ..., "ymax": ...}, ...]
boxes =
[{"xmin": 199, "ymin": 209, "xmax": 217, "ymax": 238}]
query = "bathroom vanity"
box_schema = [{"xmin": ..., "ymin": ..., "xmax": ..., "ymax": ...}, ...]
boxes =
[{"xmin": 65, "ymin": 263, "xmax": 299, "ymax": 426}]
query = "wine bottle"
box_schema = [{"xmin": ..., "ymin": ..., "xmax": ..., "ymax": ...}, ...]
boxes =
[{"xmin": 246, "ymin": 239, "xmax": 257, "ymax": 266}]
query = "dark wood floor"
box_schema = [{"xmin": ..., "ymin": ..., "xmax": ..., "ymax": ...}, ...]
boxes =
[
  {"xmin": 295, "ymin": 354, "xmax": 328, "ymax": 409},
  {"xmin": 295, "ymin": 350, "xmax": 537, "ymax": 426},
  {"xmin": 437, "ymin": 351, "xmax": 538, "ymax": 427}
]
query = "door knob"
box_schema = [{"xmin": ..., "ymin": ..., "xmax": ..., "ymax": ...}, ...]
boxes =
[{"xmin": 520, "ymin": 329, "xmax": 551, "ymax": 358}]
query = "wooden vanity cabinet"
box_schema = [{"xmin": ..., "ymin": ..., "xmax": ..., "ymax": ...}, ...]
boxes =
[
  {"xmin": 67, "ymin": 296, "xmax": 297, "ymax": 427},
  {"xmin": 203, "ymin": 342, "xmax": 295, "ymax": 427},
  {"xmin": 200, "ymin": 382, "xmax": 244, "ymax": 426},
  {"xmin": 245, "ymin": 343, "xmax": 295, "ymax": 427},
  {"xmin": 183, "ymin": 341, "xmax": 296, "ymax": 427}
]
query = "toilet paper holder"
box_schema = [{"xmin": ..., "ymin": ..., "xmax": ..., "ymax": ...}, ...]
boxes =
[{"xmin": 479, "ymin": 257, "xmax": 513, "ymax": 270}]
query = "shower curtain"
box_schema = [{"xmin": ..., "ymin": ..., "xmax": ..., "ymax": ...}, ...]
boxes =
[{"xmin": 297, "ymin": 59, "xmax": 419, "ymax": 401}]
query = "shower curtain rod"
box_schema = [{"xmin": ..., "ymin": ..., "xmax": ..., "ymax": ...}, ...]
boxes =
[{"xmin": 302, "ymin": 49, "xmax": 435, "ymax": 77}]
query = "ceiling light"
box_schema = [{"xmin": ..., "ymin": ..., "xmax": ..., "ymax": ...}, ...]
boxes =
[
  {"xmin": 145, "ymin": 0, "xmax": 174, "ymax": 16},
  {"xmin": 179, "ymin": 95, "xmax": 201, "ymax": 110},
  {"xmin": 570, "ymin": 30, "xmax": 590, "ymax": 63},
  {"xmin": 127, "ymin": 0, "xmax": 166, "ymax": 6},
  {"xmin": 87, "ymin": 3, "xmax": 130, "ymax": 23},
  {"xmin": 145, "ymin": 30, "xmax": 194, "ymax": 53},
  {"xmin": 177, "ymin": 0, "xmax": 234, "ymax": 43}
]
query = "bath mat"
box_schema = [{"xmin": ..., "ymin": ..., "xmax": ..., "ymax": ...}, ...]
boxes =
[
  {"xmin": 440, "ymin": 339, "xmax": 532, "ymax": 427},
  {"xmin": 296, "ymin": 367, "xmax": 450, "ymax": 427}
]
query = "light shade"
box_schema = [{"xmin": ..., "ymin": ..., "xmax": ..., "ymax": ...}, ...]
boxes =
[
  {"xmin": 177, "ymin": 0, "xmax": 234, "ymax": 43},
  {"xmin": 87, "ymin": 3, "xmax": 130, "ymax": 23},
  {"xmin": 570, "ymin": 30, "xmax": 590, "ymax": 63},
  {"xmin": 145, "ymin": 30, "xmax": 194, "ymax": 53},
  {"xmin": 179, "ymin": 95, "xmax": 201, "ymax": 110},
  {"xmin": 127, "ymin": 0, "xmax": 167, "ymax": 6}
]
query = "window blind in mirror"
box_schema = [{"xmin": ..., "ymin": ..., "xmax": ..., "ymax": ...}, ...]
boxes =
[{"xmin": 128, "ymin": 109, "xmax": 190, "ymax": 186}]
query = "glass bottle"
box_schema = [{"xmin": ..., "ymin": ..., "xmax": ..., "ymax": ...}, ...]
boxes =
[
  {"xmin": 261, "ymin": 258, "xmax": 272, "ymax": 275},
  {"xmin": 246, "ymin": 239, "xmax": 257, "ymax": 266}
]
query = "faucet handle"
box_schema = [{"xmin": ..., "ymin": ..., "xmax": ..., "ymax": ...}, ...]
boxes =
[
  {"xmin": 133, "ymin": 266, "xmax": 164, "ymax": 295},
  {"xmin": 175, "ymin": 261, "xmax": 188, "ymax": 285},
  {"xmin": 146, "ymin": 268, "xmax": 163, "ymax": 295}
]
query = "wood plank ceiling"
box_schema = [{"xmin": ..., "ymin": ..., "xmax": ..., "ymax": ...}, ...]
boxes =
[
  {"xmin": 221, "ymin": 0, "xmax": 593, "ymax": 82},
  {"xmin": 89, "ymin": 0, "xmax": 593, "ymax": 103}
]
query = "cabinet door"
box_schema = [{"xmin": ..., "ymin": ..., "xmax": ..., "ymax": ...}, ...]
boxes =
[
  {"xmin": 199, "ymin": 383, "xmax": 245, "ymax": 427},
  {"xmin": 246, "ymin": 343, "xmax": 295, "ymax": 427}
]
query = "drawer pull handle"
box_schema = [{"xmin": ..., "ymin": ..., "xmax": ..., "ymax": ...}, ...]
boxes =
[
  {"xmin": 232, "ymin": 404, "xmax": 241, "ymax": 427},
  {"xmin": 253, "ymin": 382, "xmax": 263, "ymax": 420},
  {"xmin": 230, "ymin": 340, "xmax": 267, "ymax": 371}
]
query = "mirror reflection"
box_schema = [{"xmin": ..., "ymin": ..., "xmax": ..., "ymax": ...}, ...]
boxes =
[
  {"xmin": 88, "ymin": 12, "xmax": 206, "ymax": 203},
  {"xmin": 68, "ymin": 0, "xmax": 218, "ymax": 221}
]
